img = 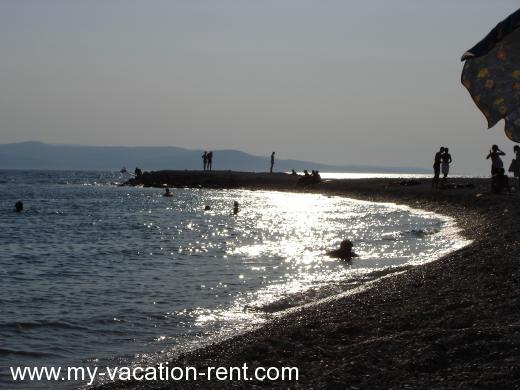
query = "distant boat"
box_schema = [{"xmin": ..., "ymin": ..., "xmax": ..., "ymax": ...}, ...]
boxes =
[{"xmin": 120, "ymin": 167, "xmax": 128, "ymax": 174}]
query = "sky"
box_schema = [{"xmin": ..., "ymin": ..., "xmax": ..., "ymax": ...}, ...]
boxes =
[{"xmin": 0, "ymin": 0, "xmax": 519, "ymax": 175}]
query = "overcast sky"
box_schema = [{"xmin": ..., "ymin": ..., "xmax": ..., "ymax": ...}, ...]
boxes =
[{"xmin": 0, "ymin": 0, "xmax": 519, "ymax": 175}]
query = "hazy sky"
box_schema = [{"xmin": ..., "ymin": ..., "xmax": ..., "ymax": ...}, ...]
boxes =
[{"xmin": 1, "ymin": 0, "xmax": 519, "ymax": 174}]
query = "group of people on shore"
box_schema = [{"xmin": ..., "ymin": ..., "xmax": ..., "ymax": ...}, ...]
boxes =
[
  {"xmin": 433, "ymin": 144, "xmax": 520, "ymax": 192},
  {"xmin": 297, "ymin": 170, "xmax": 322, "ymax": 185},
  {"xmin": 486, "ymin": 144, "xmax": 520, "ymax": 192},
  {"xmin": 201, "ymin": 151, "xmax": 213, "ymax": 171}
]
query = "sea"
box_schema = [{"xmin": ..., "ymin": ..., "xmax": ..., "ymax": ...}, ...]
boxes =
[{"xmin": 0, "ymin": 170, "xmax": 470, "ymax": 389}]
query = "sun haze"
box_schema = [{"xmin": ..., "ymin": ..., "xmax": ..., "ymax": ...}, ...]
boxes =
[{"xmin": 0, "ymin": 0, "xmax": 518, "ymax": 175}]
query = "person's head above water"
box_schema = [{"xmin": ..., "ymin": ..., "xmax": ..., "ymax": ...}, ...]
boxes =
[
  {"xmin": 15, "ymin": 201, "xmax": 23, "ymax": 212},
  {"xmin": 327, "ymin": 239, "xmax": 357, "ymax": 259},
  {"xmin": 163, "ymin": 188, "xmax": 172, "ymax": 196},
  {"xmin": 340, "ymin": 239, "xmax": 353, "ymax": 251}
]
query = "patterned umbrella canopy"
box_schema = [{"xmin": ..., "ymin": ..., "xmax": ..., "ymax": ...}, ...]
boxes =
[{"xmin": 461, "ymin": 8, "xmax": 520, "ymax": 142}]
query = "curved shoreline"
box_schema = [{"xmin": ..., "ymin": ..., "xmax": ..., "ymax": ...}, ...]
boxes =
[{"xmin": 100, "ymin": 175, "xmax": 520, "ymax": 389}]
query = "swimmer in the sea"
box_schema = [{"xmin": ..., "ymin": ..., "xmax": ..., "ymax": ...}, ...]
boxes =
[
  {"xmin": 327, "ymin": 239, "xmax": 357, "ymax": 260},
  {"xmin": 163, "ymin": 188, "xmax": 173, "ymax": 197},
  {"xmin": 15, "ymin": 201, "xmax": 23, "ymax": 212}
]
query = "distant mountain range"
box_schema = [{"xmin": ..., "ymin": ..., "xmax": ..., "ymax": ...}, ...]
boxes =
[{"xmin": 0, "ymin": 142, "xmax": 429, "ymax": 173}]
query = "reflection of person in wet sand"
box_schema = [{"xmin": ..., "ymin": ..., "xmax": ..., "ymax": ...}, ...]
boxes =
[{"xmin": 327, "ymin": 239, "xmax": 358, "ymax": 260}]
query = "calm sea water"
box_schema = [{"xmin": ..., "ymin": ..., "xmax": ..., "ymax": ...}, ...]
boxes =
[{"xmin": 0, "ymin": 170, "xmax": 470, "ymax": 388}]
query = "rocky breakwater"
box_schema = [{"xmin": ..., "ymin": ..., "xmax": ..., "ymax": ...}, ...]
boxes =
[{"xmin": 123, "ymin": 170, "xmax": 301, "ymax": 190}]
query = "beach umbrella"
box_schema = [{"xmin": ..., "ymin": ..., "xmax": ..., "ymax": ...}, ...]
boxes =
[{"xmin": 461, "ymin": 8, "xmax": 520, "ymax": 142}]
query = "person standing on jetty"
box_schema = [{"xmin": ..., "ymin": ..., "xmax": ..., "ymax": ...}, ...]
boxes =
[
  {"xmin": 270, "ymin": 152, "xmax": 275, "ymax": 173},
  {"xmin": 207, "ymin": 151, "xmax": 213, "ymax": 171},
  {"xmin": 202, "ymin": 151, "xmax": 208, "ymax": 171},
  {"xmin": 486, "ymin": 144, "xmax": 506, "ymax": 175},
  {"xmin": 432, "ymin": 147, "xmax": 444, "ymax": 188},
  {"xmin": 441, "ymin": 147, "xmax": 452, "ymax": 182}
]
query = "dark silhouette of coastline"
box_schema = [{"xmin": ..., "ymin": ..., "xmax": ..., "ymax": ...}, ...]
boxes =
[{"xmin": 124, "ymin": 170, "xmax": 301, "ymax": 189}]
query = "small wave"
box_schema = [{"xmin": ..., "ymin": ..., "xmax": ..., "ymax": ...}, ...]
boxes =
[
  {"xmin": 92, "ymin": 317, "xmax": 127, "ymax": 325},
  {"xmin": 249, "ymin": 266, "xmax": 413, "ymax": 314},
  {"xmin": 0, "ymin": 347, "xmax": 62, "ymax": 358},
  {"xmin": 0, "ymin": 320, "xmax": 88, "ymax": 332},
  {"xmin": 381, "ymin": 231, "xmax": 402, "ymax": 241},
  {"xmin": 249, "ymin": 283, "xmax": 360, "ymax": 313},
  {"xmin": 409, "ymin": 228, "xmax": 441, "ymax": 237}
]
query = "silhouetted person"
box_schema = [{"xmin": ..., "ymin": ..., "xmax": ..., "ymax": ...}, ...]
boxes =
[
  {"xmin": 270, "ymin": 152, "xmax": 275, "ymax": 173},
  {"xmin": 441, "ymin": 147, "xmax": 452, "ymax": 182},
  {"xmin": 202, "ymin": 151, "xmax": 208, "ymax": 171},
  {"xmin": 486, "ymin": 145, "xmax": 506, "ymax": 175},
  {"xmin": 15, "ymin": 201, "xmax": 23, "ymax": 212},
  {"xmin": 207, "ymin": 151, "xmax": 213, "ymax": 171},
  {"xmin": 432, "ymin": 147, "xmax": 444, "ymax": 188},
  {"xmin": 312, "ymin": 170, "xmax": 321, "ymax": 183},
  {"xmin": 327, "ymin": 239, "xmax": 358, "ymax": 260},
  {"xmin": 291, "ymin": 169, "xmax": 298, "ymax": 176},
  {"xmin": 513, "ymin": 145, "xmax": 520, "ymax": 187},
  {"xmin": 134, "ymin": 167, "xmax": 142, "ymax": 177},
  {"xmin": 297, "ymin": 169, "xmax": 312, "ymax": 185}
]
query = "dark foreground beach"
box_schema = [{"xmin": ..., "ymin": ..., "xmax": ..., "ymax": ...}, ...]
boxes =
[{"xmin": 100, "ymin": 172, "xmax": 520, "ymax": 389}]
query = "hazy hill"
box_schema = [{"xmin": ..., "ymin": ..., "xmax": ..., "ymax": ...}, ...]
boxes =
[{"xmin": 0, "ymin": 142, "xmax": 428, "ymax": 173}]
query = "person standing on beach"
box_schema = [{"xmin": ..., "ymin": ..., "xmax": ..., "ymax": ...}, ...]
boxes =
[
  {"xmin": 441, "ymin": 147, "xmax": 452, "ymax": 182},
  {"xmin": 486, "ymin": 144, "xmax": 506, "ymax": 175},
  {"xmin": 207, "ymin": 151, "xmax": 213, "ymax": 171},
  {"xmin": 270, "ymin": 152, "xmax": 275, "ymax": 173},
  {"xmin": 202, "ymin": 151, "xmax": 208, "ymax": 171},
  {"xmin": 432, "ymin": 147, "xmax": 444, "ymax": 188},
  {"xmin": 511, "ymin": 145, "xmax": 520, "ymax": 187}
]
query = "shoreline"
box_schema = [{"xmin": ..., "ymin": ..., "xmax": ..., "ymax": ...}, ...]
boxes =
[{"xmin": 100, "ymin": 173, "xmax": 520, "ymax": 388}]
